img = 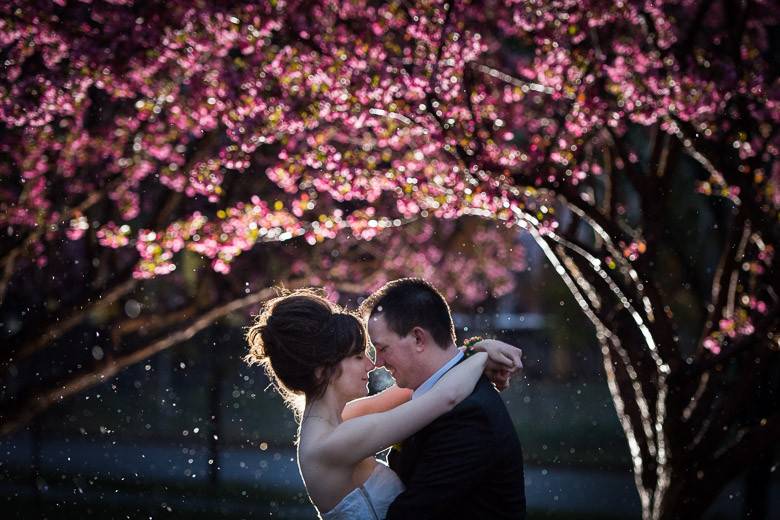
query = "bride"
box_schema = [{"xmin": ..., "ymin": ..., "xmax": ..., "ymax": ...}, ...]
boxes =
[{"xmin": 244, "ymin": 289, "xmax": 521, "ymax": 519}]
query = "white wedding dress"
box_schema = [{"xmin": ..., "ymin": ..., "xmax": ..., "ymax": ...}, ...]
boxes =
[{"xmin": 320, "ymin": 461, "xmax": 405, "ymax": 520}]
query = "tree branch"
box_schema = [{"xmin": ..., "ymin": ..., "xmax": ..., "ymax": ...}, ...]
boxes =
[
  {"xmin": 673, "ymin": 0, "xmax": 718, "ymax": 66},
  {"xmin": 709, "ymin": 411, "xmax": 780, "ymax": 481},
  {"xmin": 0, "ymin": 286, "xmax": 283, "ymax": 437},
  {"xmin": 532, "ymin": 228, "xmax": 659, "ymax": 508},
  {"xmin": 696, "ymin": 211, "xmax": 750, "ymax": 353},
  {"xmin": 109, "ymin": 302, "xmax": 200, "ymax": 348},
  {"xmin": 9, "ymin": 276, "xmax": 138, "ymax": 363},
  {"xmin": 0, "ymin": 182, "xmax": 117, "ymax": 305}
]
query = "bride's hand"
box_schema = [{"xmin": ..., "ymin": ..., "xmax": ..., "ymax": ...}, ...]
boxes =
[{"xmin": 470, "ymin": 339, "xmax": 523, "ymax": 391}]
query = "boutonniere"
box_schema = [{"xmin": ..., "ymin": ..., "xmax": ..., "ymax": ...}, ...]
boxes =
[
  {"xmin": 391, "ymin": 442, "xmax": 402, "ymax": 452},
  {"xmin": 461, "ymin": 336, "xmax": 484, "ymax": 358}
]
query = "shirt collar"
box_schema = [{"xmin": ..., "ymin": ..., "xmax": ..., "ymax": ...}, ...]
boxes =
[{"xmin": 412, "ymin": 350, "xmax": 465, "ymax": 400}]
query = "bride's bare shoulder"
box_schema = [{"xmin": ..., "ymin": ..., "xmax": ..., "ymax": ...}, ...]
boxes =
[{"xmin": 297, "ymin": 421, "xmax": 335, "ymax": 461}]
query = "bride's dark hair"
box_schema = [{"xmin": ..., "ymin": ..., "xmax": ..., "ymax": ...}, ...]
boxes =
[{"xmin": 244, "ymin": 288, "xmax": 366, "ymax": 414}]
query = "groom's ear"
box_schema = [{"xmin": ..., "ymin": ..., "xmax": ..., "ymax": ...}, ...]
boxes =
[{"xmin": 411, "ymin": 326, "xmax": 426, "ymax": 352}]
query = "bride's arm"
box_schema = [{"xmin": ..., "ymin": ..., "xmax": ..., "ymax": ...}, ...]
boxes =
[
  {"xmin": 471, "ymin": 338, "xmax": 523, "ymax": 370},
  {"xmin": 317, "ymin": 352, "xmax": 488, "ymax": 467},
  {"xmin": 342, "ymin": 338, "xmax": 522, "ymax": 420},
  {"xmin": 342, "ymin": 385, "xmax": 413, "ymax": 421},
  {"xmin": 342, "ymin": 339, "xmax": 522, "ymax": 420}
]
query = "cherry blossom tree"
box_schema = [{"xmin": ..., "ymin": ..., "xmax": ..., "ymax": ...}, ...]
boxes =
[
  {"xmin": 0, "ymin": 0, "xmax": 525, "ymax": 439},
  {"xmin": 1, "ymin": 1, "xmax": 779, "ymax": 518}
]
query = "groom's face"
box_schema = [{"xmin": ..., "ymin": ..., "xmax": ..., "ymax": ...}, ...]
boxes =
[{"xmin": 367, "ymin": 314, "xmax": 418, "ymax": 389}]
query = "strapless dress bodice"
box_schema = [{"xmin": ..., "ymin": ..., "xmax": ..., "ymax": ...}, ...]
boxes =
[{"xmin": 319, "ymin": 462, "xmax": 404, "ymax": 520}]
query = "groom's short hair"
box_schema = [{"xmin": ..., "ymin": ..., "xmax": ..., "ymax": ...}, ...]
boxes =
[{"xmin": 361, "ymin": 278, "xmax": 456, "ymax": 349}]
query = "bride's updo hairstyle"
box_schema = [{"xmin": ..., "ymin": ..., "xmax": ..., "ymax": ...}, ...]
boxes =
[{"xmin": 244, "ymin": 288, "xmax": 367, "ymax": 413}]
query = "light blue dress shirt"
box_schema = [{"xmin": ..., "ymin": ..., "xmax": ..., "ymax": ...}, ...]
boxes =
[{"xmin": 411, "ymin": 350, "xmax": 465, "ymax": 400}]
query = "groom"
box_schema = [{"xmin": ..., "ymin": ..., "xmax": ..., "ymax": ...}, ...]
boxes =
[{"xmin": 361, "ymin": 278, "xmax": 526, "ymax": 519}]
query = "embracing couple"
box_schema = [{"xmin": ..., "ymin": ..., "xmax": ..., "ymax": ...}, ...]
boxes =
[{"xmin": 245, "ymin": 278, "xmax": 526, "ymax": 519}]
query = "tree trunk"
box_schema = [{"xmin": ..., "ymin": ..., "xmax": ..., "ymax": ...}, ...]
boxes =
[
  {"xmin": 526, "ymin": 217, "xmax": 779, "ymax": 520},
  {"xmin": 207, "ymin": 327, "xmax": 222, "ymax": 486},
  {"xmin": 650, "ymin": 468, "xmax": 719, "ymax": 520},
  {"xmin": 743, "ymin": 459, "xmax": 771, "ymax": 519}
]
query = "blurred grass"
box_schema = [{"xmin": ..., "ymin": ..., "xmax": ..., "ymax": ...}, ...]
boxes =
[
  {"xmin": 506, "ymin": 378, "xmax": 631, "ymax": 470},
  {"xmin": 6, "ymin": 501, "xmax": 632, "ymax": 520},
  {"xmin": 3, "ymin": 466, "xmax": 632, "ymax": 520},
  {"xmin": 6, "ymin": 498, "xmax": 309, "ymax": 520},
  {"xmin": 5, "ymin": 500, "xmax": 633, "ymax": 520},
  {"xmin": 2, "ymin": 467, "xmax": 311, "ymax": 519}
]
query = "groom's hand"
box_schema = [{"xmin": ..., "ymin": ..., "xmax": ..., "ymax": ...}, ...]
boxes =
[{"xmin": 486, "ymin": 366, "xmax": 513, "ymax": 391}]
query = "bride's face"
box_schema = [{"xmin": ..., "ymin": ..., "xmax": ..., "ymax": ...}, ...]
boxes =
[{"xmin": 331, "ymin": 349, "xmax": 374, "ymax": 400}]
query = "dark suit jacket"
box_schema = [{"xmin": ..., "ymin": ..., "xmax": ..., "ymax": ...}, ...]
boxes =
[{"xmin": 386, "ymin": 375, "xmax": 526, "ymax": 519}]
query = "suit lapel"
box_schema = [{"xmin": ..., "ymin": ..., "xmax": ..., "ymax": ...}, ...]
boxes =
[
  {"xmin": 389, "ymin": 430, "xmax": 423, "ymax": 484},
  {"xmin": 390, "ymin": 357, "xmax": 465, "ymax": 483}
]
